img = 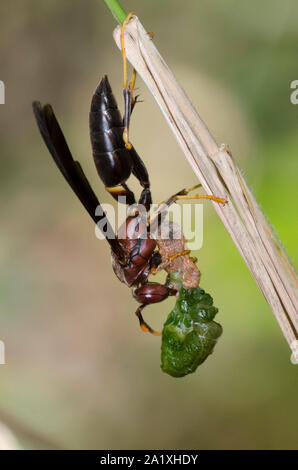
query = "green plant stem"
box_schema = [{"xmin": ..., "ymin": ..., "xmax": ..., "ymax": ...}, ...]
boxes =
[{"xmin": 102, "ymin": 0, "xmax": 127, "ymax": 24}]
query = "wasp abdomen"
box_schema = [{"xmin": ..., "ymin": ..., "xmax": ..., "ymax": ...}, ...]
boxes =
[{"xmin": 89, "ymin": 75, "xmax": 133, "ymax": 187}]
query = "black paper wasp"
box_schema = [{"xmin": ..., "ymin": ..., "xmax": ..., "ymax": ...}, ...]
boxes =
[{"xmin": 32, "ymin": 14, "xmax": 226, "ymax": 335}]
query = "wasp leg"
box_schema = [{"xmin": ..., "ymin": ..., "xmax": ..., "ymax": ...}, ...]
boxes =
[
  {"xmin": 151, "ymin": 250, "xmax": 191, "ymax": 275},
  {"xmin": 129, "ymin": 68, "xmax": 137, "ymax": 110},
  {"xmin": 128, "ymin": 30, "xmax": 153, "ymax": 116},
  {"xmin": 105, "ymin": 183, "xmax": 136, "ymax": 205},
  {"xmin": 135, "ymin": 304, "xmax": 161, "ymax": 336},
  {"xmin": 121, "ymin": 12, "xmax": 136, "ymax": 150},
  {"xmin": 173, "ymin": 183, "xmax": 227, "ymax": 204},
  {"xmin": 120, "ymin": 14, "xmax": 153, "ymax": 208},
  {"xmin": 175, "ymin": 194, "xmax": 227, "ymax": 204},
  {"xmin": 121, "ymin": 14, "xmax": 150, "ymax": 149},
  {"xmin": 149, "ymin": 184, "xmax": 227, "ymax": 225},
  {"xmin": 162, "ymin": 183, "xmax": 226, "ymax": 207},
  {"xmin": 148, "ymin": 185, "xmax": 200, "ymax": 224},
  {"xmin": 127, "ymin": 146, "xmax": 152, "ymax": 211}
]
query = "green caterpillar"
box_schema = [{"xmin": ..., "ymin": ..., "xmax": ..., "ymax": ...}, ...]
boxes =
[{"xmin": 161, "ymin": 283, "xmax": 222, "ymax": 377}]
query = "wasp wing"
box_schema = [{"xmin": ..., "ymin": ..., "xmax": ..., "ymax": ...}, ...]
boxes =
[{"xmin": 32, "ymin": 101, "xmax": 122, "ymax": 255}]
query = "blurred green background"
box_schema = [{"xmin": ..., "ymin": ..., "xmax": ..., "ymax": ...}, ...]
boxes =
[{"xmin": 0, "ymin": 0, "xmax": 297, "ymax": 450}]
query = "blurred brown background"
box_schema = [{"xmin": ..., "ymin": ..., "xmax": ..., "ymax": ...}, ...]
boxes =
[{"xmin": 0, "ymin": 0, "xmax": 297, "ymax": 449}]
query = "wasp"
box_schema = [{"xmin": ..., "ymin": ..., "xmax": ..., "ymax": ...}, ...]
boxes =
[{"xmin": 32, "ymin": 14, "xmax": 226, "ymax": 336}]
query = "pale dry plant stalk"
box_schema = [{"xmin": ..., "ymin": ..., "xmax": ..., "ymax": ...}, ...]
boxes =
[{"xmin": 113, "ymin": 16, "xmax": 298, "ymax": 359}]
